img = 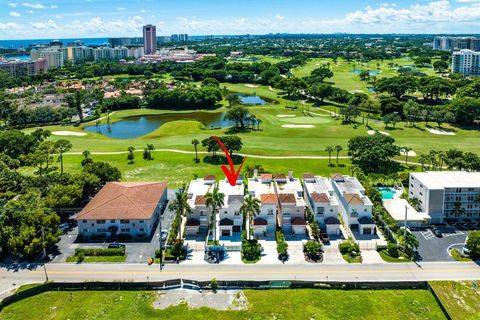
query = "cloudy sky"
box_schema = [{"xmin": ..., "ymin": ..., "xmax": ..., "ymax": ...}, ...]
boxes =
[{"xmin": 1, "ymin": 0, "xmax": 480, "ymax": 39}]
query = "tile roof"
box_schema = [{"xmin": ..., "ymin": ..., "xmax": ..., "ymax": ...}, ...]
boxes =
[
  {"xmin": 260, "ymin": 193, "xmax": 278, "ymax": 204},
  {"xmin": 194, "ymin": 195, "xmax": 207, "ymax": 205},
  {"xmin": 358, "ymin": 216, "xmax": 375, "ymax": 224},
  {"xmin": 260, "ymin": 174, "xmax": 273, "ymax": 180},
  {"xmin": 278, "ymin": 193, "xmax": 296, "ymax": 204},
  {"xmin": 186, "ymin": 218, "xmax": 200, "ymax": 226},
  {"xmin": 344, "ymin": 193, "xmax": 364, "ymax": 205},
  {"xmin": 219, "ymin": 218, "xmax": 234, "ymax": 226},
  {"xmin": 331, "ymin": 173, "xmax": 345, "ymax": 182},
  {"xmin": 253, "ymin": 218, "xmax": 268, "ymax": 226},
  {"xmin": 204, "ymin": 175, "xmax": 216, "ymax": 181},
  {"xmin": 303, "ymin": 173, "xmax": 315, "ymax": 180},
  {"xmin": 274, "ymin": 173, "xmax": 287, "ymax": 180},
  {"xmin": 325, "ymin": 217, "xmax": 340, "ymax": 225},
  {"xmin": 291, "ymin": 217, "xmax": 306, "ymax": 226},
  {"xmin": 74, "ymin": 182, "xmax": 167, "ymax": 220},
  {"xmin": 311, "ymin": 192, "xmax": 330, "ymax": 203}
]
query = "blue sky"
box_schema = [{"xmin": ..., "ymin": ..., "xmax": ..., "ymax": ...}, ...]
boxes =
[{"xmin": 1, "ymin": 0, "xmax": 480, "ymax": 39}]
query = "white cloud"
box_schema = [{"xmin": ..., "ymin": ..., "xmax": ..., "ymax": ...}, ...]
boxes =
[
  {"xmin": 9, "ymin": 11, "xmax": 21, "ymax": 17},
  {"xmin": 8, "ymin": 3, "xmax": 17, "ymax": 7},
  {"xmin": 140, "ymin": 9, "xmax": 147, "ymax": 13},
  {"xmin": 22, "ymin": 2, "xmax": 46, "ymax": 9},
  {"xmin": 116, "ymin": 7, "xmax": 126, "ymax": 11},
  {"xmin": 30, "ymin": 19, "xmax": 57, "ymax": 30},
  {"xmin": 26, "ymin": 10, "xmax": 34, "ymax": 13}
]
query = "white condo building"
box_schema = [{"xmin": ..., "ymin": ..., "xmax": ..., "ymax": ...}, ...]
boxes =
[
  {"xmin": 409, "ymin": 171, "xmax": 480, "ymax": 223},
  {"xmin": 217, "ymin": 177, "xmax": 244, "ymax": 237},
  {"xmin": 247, "ymin": 172, "xmax": 278, "ymax": 238},
  {"xmin": 303, "ymin": 174, "xmax": 341, "ymax": 235},
  {"xmin": 452, "ymin": 50, "xmax": 480, "ymax": 76},
  {"xmin": 274, "ymin": 171, "xmax": 306, "ymax": 235},
  {"xmin": 331, "ymin": 174, "xmax": 375, "ymax": 235},
  {"xmin": 185, "ymin": 175, "xmax": 216, "ymax": 236}
]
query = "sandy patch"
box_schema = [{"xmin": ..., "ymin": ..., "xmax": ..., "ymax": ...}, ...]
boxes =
[
  {"xmin": 282, "ymin": 124, "xmax": 315, "ymax": 128},
  {"xmin": 277, "ymin": 114, "xmax": 296, "ymax": 118},
  {"xmin": 352, "ymin": 90, "xmax": 364, "ymax": 93},
  {"xmin": 153, "ymin": 289, "xmax": 247, "ymax": 311},
  {"xmin": 400, "ymin": 149, "xmax": 417, "ymax": 157},
  {"xmin": 427, "ymin": 128, "xmax": 456, "ymax": 136},
  {"xmin": 52, "ymin": 131, "xmax": 87, "ymax": 136},
  {"xmin": 245, "ymin": 84, "xmax": 258, "ymax": 88},
  {"xmin": 367, "ymin": 130, "xmax": 390, "ymax": 136}
]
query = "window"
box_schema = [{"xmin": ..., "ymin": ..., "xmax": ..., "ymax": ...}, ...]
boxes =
[
  {"xmin": 410, "ymin": 183, "xmax": 414, "ymax": 188},
  {"xmin": 82, "ymin": 220, "xmax": 87, "ymax": 223},
  {"xmin": 234, "ymin": 211, "xmax": 240, "ymax": 216},
  {"xmin": 139, "ymin": 228, "xmax": 145, "ymax": 232},
  {"xmin": 224, "ymin": 211, "xmax": 228, "ymax": 214},
  {"xmin": 83, "ymin": 229, "xmax": 87, "ymax": 233},
  {"xmin": 268, "ymin": 209, "xmax": 274, "ymax": 215},
  {"xmin": 96, "ymin": 220, "xmax": 106, "ymax": 224},
  {"xmin": 121, "ymin": 228, "xmax": 130, "ymax": 233},
  {"xmin": 200, "ymin": 211, "xmax": 205, "ymax": 216},
  {"xmin": 317, "ymin": 207, "xmax": 325, "ymax": 215},
  {"xmin": 96, "ymin": 228, "xmax": 106, "ymax": 232},
  {"xmin": 110, "ymin": 220, "xmax": 115, "ymax": 223},
  {"xmin": 139, "ymin": 220, "xmax": 144, "ymax": 223},
  {"xmin": 132, "ymin": 223, "xmax": 136, "ymax": 227},
  {"xmin": 120, "ymin": 220, "xmax": 130, "ymax": 224}
]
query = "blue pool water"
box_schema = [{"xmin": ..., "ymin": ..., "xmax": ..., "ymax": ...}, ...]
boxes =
[
  {"xmin": 351, "ymin": 69, "xmax": 379, "ymax": 76},
  {"xmin": 237, "ymin": 94, "xmax": 267, "ymax": 105},
  {"xmin": 377, "ymin": 187, "xmax": 397, "ymax": 200}
]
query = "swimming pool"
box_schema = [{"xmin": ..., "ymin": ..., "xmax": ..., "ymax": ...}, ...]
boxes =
[{"xmin": 377, "ymin": 187, "xmax": 397, "ymax": 200}]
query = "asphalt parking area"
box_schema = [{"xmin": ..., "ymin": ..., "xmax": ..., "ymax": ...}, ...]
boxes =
[{"xmin": 413, "ymin": 226, "xmax": 469, "ymax": 262}]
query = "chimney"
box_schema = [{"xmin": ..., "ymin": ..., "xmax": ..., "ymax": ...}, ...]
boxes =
[
  {"xmin": 253, "ymin": 169, "xmax": 258, "ymax": 178},
  {"xmin": 288, "ymin": 169, "xmax": 293, "ymax": 180}
]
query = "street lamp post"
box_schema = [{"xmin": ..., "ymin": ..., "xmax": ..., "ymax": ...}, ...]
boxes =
[
  {"xmin": 158, "ymin": 207, "xmax": 163, "ymax": 271},
  {"xmin": 403, "ymin": 205, "xmax": 408, "ymax": 253},
  {"xmin": 40, "ymin": 226, "xmax": 49, "ymax": 282}
]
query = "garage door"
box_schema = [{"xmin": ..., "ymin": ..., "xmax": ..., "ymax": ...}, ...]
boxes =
[
  {"xmin": 350, "ymin": 224, "xmax": 359, "ymax": 230},
  {"xmin": 363, "ymin": 227, "xmax": 371, "ymax": 234},
  {"xmin": 187, "ymin": 228, "xmax": 197, "ymax": 236},
  {"xmin": 222, "ymin": 229, "xmax": 231, "ymax": 236},
  {"xmin": 294, "ymin": 226, "xmax": 306, "ymax": 235}
]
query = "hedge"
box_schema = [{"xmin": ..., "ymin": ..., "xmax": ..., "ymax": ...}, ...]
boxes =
[{"xmin": 74, "ymin": 248, "xmax": 125, "ymax": 257}]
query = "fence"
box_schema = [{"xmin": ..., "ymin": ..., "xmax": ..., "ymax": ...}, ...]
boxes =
[{"xmin": 377, "ymin": 216, "xmax": 399, "ymax": 245}]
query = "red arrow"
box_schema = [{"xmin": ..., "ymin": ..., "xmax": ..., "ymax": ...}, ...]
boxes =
[{"xmin": 212, "ymin": 136, "xmax": 247, "ymax": 186}]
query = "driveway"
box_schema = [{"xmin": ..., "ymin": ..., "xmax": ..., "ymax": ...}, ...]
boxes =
[
  {"xmin": 257, "ymin": 240, "xmax": 280, "ymax": 264},
  {"xmin": 322, "ymin": 240, "xmax": 347, "ymax": 264},
  {"xmin": 413, "ymin": 225, "xmax": 468, "ymax": 262}
]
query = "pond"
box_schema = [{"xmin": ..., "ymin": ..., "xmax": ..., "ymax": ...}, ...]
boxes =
[
  {"xmin": 237, "ymin": 94, "xmax": 267, "ymax": 105},
  {"xmin": 84, "ymin": 111, "xmax": 234, "ymax": 139},
  {"xmin": 351, "ymin": 69, "xmax": 380, "ymax": 76}
]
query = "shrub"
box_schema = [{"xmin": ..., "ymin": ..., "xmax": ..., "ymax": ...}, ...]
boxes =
[
  {"xmin": 242, "ymin": 239, "xmax": 262, "ymax": 262},
  {"xmin": 339, "ymin": 240, "xmax": 360, "ymax": 256},
  {"xmin": 304, "ymin": 240, "xmax": 322, "ymax": 258},
  {"xmin": 387, "ymin": 243, "xmax": 399, "ymax": 258},
  {"xmin": 210, "ymin": 278, "xmax": 218, "ymax": 293},
  {"xmin": 77, "ymin": 252, "xmax": 85, "ymax": 262},
  {"xmin": 275, "ymin": 230, "xmax": 289, "ymax": 260},
  {"xmin": 74, "ymin": 248, "xmax": 125, "ymax": 256}
]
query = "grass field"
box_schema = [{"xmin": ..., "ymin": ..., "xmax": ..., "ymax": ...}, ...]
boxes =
[
  {"xmin": 378, "ymin": 250, "xmax": 412, "ymax": 263},
  {"xmin": 0, "ymin": 288, "xmax": 446, "ymax": 320},
  {"xmin": 430, "ymin": 281, "xmax": 480, "ymax": 320},
  {"xmin": 65, "ymin": 255, "xmax": 127, "ymax": 263}
]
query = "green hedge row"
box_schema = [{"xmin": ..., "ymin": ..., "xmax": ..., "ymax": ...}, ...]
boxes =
[{"xmin": 74, "ymin": 248, "xmax": 125, "ymax": 256}]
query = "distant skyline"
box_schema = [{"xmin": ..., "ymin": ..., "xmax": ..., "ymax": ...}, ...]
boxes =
[{"xmin": 1, "ymin": 0, "xmax": 480, "ymax": 40}]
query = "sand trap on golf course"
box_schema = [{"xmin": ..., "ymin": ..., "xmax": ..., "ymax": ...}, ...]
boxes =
[
  {"xmin": 367, "ymin": 130, "xmax": 390, "ymax": 136},
  {"xmin": 52, "ymin": 131, "xmax": 87, "ymax": 136},
  {"xmin": 277, "ymin": 114, "xmax": 296, "ymax": 118},
  {"xmin": 400, "ymin": 150, "xmax": 417, "ymax": 157},
  {"xmin": 245, "ymin": 84, "xmax": 258, "ymax": 88},
  {"xmin": 427, "ymin": 128, "xmax": 456, "ymax": 136},
  {"xmin": 282, "ymin": 124, "xmax": 315, "ymax": 128}
]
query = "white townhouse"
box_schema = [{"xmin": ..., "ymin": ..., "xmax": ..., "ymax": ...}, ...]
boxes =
[
  {"xmin": 217, "ymin": 176, "xmax": 245, "ymax": 237},
  {"xmin": 247, "ymin": 172, "xmax": 278, "ymax": 238},
  {"xmin": 409, "ymin": 171, "xmax": 480, "ymax": 223},
  {"xmin": 274, "ymin": 171, "xmax": 307, "ymax": 235},
  {"xmin": 74, "ymin": 182, "xmax": 167, "ymax": 240},
  {"xmin": 303, "ymin": 174, "xmax": 341, "ymax": 235},
  {"xmin": 185, "ymin": 175, "xmax": 216, "ymax": 236},
  {"xmin": 331, "ymin": 173, "xmax": 375, "ymax": 235}
]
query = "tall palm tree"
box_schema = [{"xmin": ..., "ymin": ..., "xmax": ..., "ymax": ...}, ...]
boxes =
[
  {"xmin": 191, "ymin": 139, "xmax": 199, "ymax": 163},
  {"xmin": 452, "ymin": 202, "xmax": 465, "ymax": 218},
  {"xmin": 205, "ymin": 185, "xmax": 225, "ymax": 241},
  {"xmin": 240, "ymin": 194, "xmax": 261, "ymax": 241},
  {"xmin": 334, "ymin": 145, "xmax": 343, "ymax": 166},
  {"xmin": 400, "ymin": 232, "xmax": 419, "ymax": 255},
  {"xmin": 402, "ymin": 146, "xmax": 413, "ymax": 165},
  {"xmin": 418, "ymin": 154, "xmax": 428, "ymax": 171},
  {"xmin": 168, "ymin": 187, "xmax": 192, "ymax": 240},
  {"xmin": 325, "ymin": 146, "xmax": 334, "ymax": 165}
]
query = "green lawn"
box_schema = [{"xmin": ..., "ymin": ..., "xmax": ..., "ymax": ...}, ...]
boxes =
[
  {"xmin": 449, "ymin": 249, "xmax": 472, "ymax": 262},
  {"xmin": 0, "ymin": 288, "xmax": 446, "ymax": 320},
  {"xmin": 378, "ymin": 250, "xmax": 412, "ymax": 263},
  {"xmin": 65, "ymin": 255, "xmax": 127, "ymax": 263},
  {"xmin": 342, "ymin": 253, "xmax": 362, "ymax": 263},
  {"xmin": 430, "ymin": 281, "xmax": 480, "ymax": 320}
]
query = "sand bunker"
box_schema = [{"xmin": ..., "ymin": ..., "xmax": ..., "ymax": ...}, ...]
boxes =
[
  {"xmin": 282, "ymin": 124, "xmax": 315, "ymax": 128},
  {"xmin": 52, "ymin": 131, "xmax": 87, "ymax": 136},
  {"xmin": 367, "ymin": 130, "xmax": 390, "ymax": 136},
  {"xmin": 277, "ymin": 115, "xmax": 296, "ymax": 118},
  {"xmin": 153, "ymin": 289, "xmax": 247, "ymax": 311},
  {"xmin": 427, "ymin": 128, "xmax": 456, "ymax": 136},
  {"xmin": 245, "ymin": 84, "xmax": 258, "ymax": 88},
  {"xmin": 400, "ymin": 150, "xmax": 417, "ymax": 157}
]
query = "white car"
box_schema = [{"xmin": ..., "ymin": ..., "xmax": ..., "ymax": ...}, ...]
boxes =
[{"xmin": 462, "ymin": 236, "xmax": 471, "ymax": 255}]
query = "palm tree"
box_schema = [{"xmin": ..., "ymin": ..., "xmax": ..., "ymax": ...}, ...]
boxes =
[
  {"xmin": 240, "ymin": 194, "xmax": 261, "ymax": 241},
  {"xmin": 54, "ymin": 139, "xmax": 72, "ymax": 174},
  {"xmin": 325, "ymin": 146, "xmax": 334, "ymax": 165},
  {"xmin": 205, "ymin": 185, "xmax": 225, "ymax": 241},
  {"xmin": 401, "ymin": 146, "xmax": 413, "ymax": 165},
  {"xmin": 334, "ymin": 145, "xmax": 343, "ymax": 166},
  {"xmin": 418, "ymin": 154, "xmax": 428, "ymax": 171},
  {"xmin": 191, "ymin": 139, "xmax": 199, "ymax": 163},
  {"xmin": 400, "ymin": 232, "xmax": 419, "ymax": 255},
  {"xmin": 168, "ymin": 187, "xmax": 192, "ymax": 241},
  {"xmin": 452, "ymin": 202, "xmax": 465, "ymax": 218}
]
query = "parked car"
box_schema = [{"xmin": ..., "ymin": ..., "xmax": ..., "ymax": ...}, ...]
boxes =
[
  {"xmin": 108, "ymin": 243, "xmax": 126, "ymax": 249},
  {"xmin": 59, "ymin": 223, "xmax": 69, "ymax": 233},
  {"xmin": 462, "ymin": 236, "xmax": 471, "ymax": 255},
  {"xmin": 432, "ymin": 227, "xmax": 443, "ymax": 237},
  {"xmin": 160, "ymin": 230, "xmax": 168, "ymax": 241}
]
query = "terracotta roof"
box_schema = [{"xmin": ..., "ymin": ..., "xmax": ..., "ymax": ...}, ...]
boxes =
[
  {"xmin": 311, "ymin": 192, "xmax": 330, "ymax": 203},
  {"xmin": 253, "ymin": 218, "xmax": 268, "ymax": 226},
  {"xmin": 325, "ymin": 217, "xmax": 340, "ymax": 225},
  {"xmin": 291, "ymin": 217, "xmax": 306, "ymax": 226},
  {"xmin": 74, "ymin": 182, "xmax": 167, "ymax": 220},
  {"xmin": 260, "ymin": 193, "xmax": 278, "ymax": 204},
  {"xmin": 303, "ymin": 173, "xmax": 315, "ymax": 180},
  {"xmin": 274, "ymin": 173, "xmax": 287, "ymax": 180},
  {"xmin": 194, "ymin": 195, "xmax": 207, "ymax": 205},
  {"xmin": 331, "ymin": 173, "xmax": 345, "ymax": 182},
  {"xmin": 358, "ymin": 216, "xmax": 374, "ymax": 224},
  {"xmin": 344, "ymin": 193, "xmax": 364, "ymax": 205},
  {"xmin": 219, "ymin": 218, "xmax": 234, "ymax": 226},
  {"xmin": 260, "ymin": 174, "xmax": 272, "ymax": 180},
  {"xmin": 204, "ymin": 175, "xmax": 216, "ymax": 181},
  {"xmin": 278, "ymin": 193, "xmax": 296, "ymax": 204},
  {"xmin": 186, "ymin": 218, "xmax": 200, "ymax": 226}
]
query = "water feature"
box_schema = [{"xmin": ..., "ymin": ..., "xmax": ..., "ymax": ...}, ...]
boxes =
[
  {"xmin": 237, "ymin": 94, "xmax": 267, "ymax": 105},
  {"xmin": 84, "ymin": 111, "xmax": 234, "ymax": 139},
  {"xmin": 376, "ymin": 187, "xmax": 397, "ymax": 200},
  {"xmin": 351, "ymin": 69, "xmax": 380, "ymax": 76}
]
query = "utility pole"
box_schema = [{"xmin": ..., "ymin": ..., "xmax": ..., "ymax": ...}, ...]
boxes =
[
  {"xmin": 41, "ymin": 226, "xmax": 49, "ymax": 282},
  {"xmin": 159, "ymin": 207, "xmax": 163, "ymax": 271},
  {"xmin": 403, "ymin": 205, "xmax": 408, "ymax": 253}
]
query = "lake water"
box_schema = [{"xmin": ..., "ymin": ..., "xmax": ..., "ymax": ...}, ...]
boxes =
[
  {"xmin": 238, "ymin": 94, "xmax": 267, "ymax": 105},
  {"xmin": 84, "ymin": 112, "xmax": 234, "ymax": 139},
  {"xmin": 351, "ymin": 69, "xmax": 380, "ymax": 76}
]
